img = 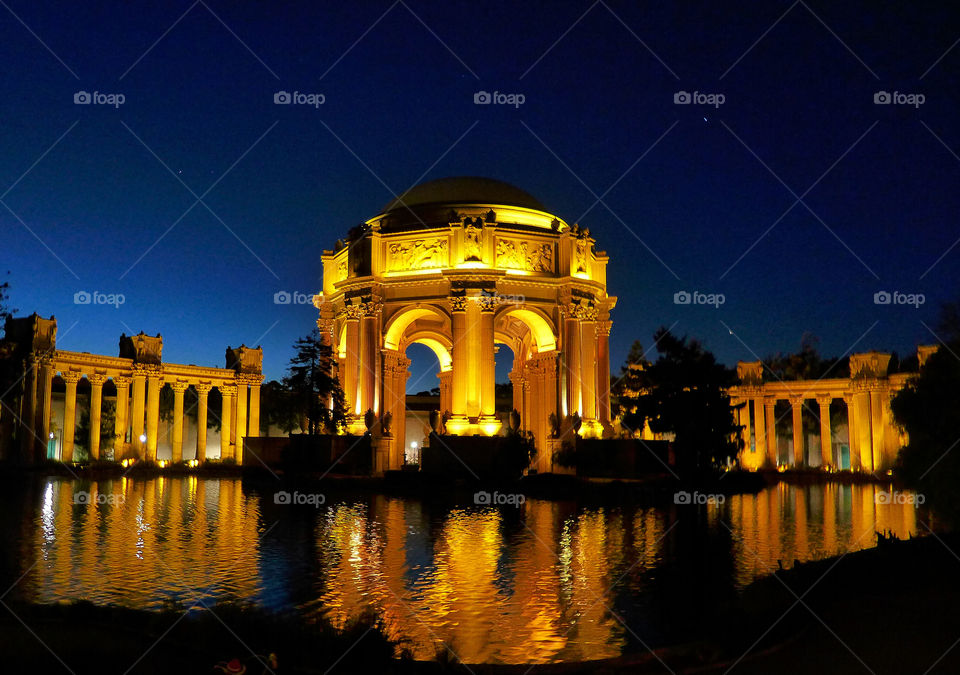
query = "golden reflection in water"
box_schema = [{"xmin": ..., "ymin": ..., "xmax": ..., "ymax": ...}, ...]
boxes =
[
  {"xmin": 26, "ymin": 478, "xmax": 263, "ymax": 609},
  {"xmin": 725, "ymin": 483, "xmax": 920, "ymax": 589},
  {"xmin": 18, "ymin": 480, "xmax": 929, "ymax": 665},
  {"xmin": 313, "ymin": 499, "xmax": 668, "ymax": 664}
]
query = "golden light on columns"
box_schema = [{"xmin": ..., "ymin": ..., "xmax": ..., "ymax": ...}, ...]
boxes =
[{"xmin": 315, "ymin": 177, "xmax": 616, "ymax": 469}]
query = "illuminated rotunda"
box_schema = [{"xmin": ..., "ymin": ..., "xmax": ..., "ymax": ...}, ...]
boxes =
[{"xmin": 314, "ymin": 177, "xmax": 616, "ymax": 472}]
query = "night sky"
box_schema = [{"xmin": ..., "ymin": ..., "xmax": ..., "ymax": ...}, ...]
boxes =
[{"xmin": 1, "ymin": 1, "xmax": 957, "ymax": 388}]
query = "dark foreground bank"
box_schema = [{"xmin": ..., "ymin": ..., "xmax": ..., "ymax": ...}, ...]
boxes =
[{"xmin": 4, "ymin": 531, "xmax": 959, "ymax": 674}]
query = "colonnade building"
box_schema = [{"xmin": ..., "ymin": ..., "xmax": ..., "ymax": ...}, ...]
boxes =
[
  {"xmin": 314, "ymin": 176, "xmax": 617, "ymax": 473},
  {"xmin": 0, "ymin": 314, "xmax": 262, "ymax": 464},
  {"xmin": 730, "ymin": 346, "xmax": 937, "ymax": 472}
]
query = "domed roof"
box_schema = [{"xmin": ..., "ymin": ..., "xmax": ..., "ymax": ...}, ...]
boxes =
[{"xmin": 381, "ymin": 176, "xmax": 547, "ymax": 214}]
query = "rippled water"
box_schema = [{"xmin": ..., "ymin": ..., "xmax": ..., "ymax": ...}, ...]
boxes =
[{"xmin": 0, "ymin": 477, "xmax": 928, "ymax": 664}]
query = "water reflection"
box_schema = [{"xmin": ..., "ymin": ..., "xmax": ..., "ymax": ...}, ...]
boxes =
[{"xmin": 5, "ymin": 479, "xmax": 929, "ymax": 664}]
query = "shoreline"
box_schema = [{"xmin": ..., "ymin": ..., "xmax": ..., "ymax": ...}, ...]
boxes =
[{"xmin": 2, "ymin": 533, "xmax": 956, "ymax": 673}]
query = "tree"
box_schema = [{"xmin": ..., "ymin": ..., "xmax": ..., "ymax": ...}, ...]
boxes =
[
  {"xmin": 283, "ymin": 329, "xmax": 346, "ymax": 434},
  {"xmin": 611, "ymin": 340, "xmax": 651, "ymax": 435},
  {"xmin": 260, "ymin": 379, "xmax": 299, "ymax": 435},
  {"xmin": 892, "ymin": 301, "xmax": 960, "ymax": 522},
  {"xmin": 0, "ymin": 271, "xmax": 13, "ymax": 329},
  {"xmin": 619, "ymin": 328, "xmax": 741, "ymax": 473},
  {"xmin": 763, "ymin": 333, "xmax": 848, "ymax": 381}
]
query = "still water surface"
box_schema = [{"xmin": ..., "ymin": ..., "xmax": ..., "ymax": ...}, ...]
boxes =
[{"xmin": 0, "ymin": 477, "xmax": 928, "ymax": 664}]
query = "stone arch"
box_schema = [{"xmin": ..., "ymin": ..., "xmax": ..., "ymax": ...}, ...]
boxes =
[
  {"xmin": 494, "ymin": 305, "xmax": 557, "ymax": 353},
  {"xmin": 383, "ymin": 304, "xmax": 451, "ymax": 351}
]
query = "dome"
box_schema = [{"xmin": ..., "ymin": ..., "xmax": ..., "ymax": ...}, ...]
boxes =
[{"xmin": 381, "ymin": 176, "xmax": 547, "ymax": 214}]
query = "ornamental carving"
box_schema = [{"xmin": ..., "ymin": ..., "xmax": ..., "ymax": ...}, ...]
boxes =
[
  {"xmin": 119, "ymin": 332, "xmax": 163, "ymax": 365},
  {"xmin": 495, "ymin": 239, "xmax": 553, "ymax": 273},
  {"xmin": 448, "ymin": 295, "xmax": 468, "ymax": 312},
  {"xmin": 463, "ymin": 219, "xmax": 482, "ymax": 261},
  {"xmin": 565, "ymin": 300, "xmax": 598, "ymax": 321},
  {"xmin": 226, "ymin": 345, "xmax": 263, "ymax": 374},
  {"xmin": 849, "ymin": 352, "xmax": 891, "ymax": 380},
  {"xmin": 574, "ymin": 238, "xmax": 587, "ymax": 274},
  {"xmin": 388, "ymin": 238, "xmax": 448, "ymax": 270}
]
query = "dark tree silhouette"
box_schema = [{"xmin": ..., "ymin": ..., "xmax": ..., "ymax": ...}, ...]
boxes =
[
  {"xmin": 617, "ymin": 328, "xmax": 741, "ymax": 473},
  {"xmin": 892, "ymin": 300, "xmax": 960, "ymax": 522},
  {"xmin": 283, "ymin": 329, "xmax": 346, "ymax": 434}
]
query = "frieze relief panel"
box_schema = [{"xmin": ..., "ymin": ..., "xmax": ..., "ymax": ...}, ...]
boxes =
[
  {"xmin": 495, "ymin": 238, "xmax": 554, "ymax": 273},
  {"xmin": 387, "ymin": 238, "xmax": 448, "ymax": 271}
]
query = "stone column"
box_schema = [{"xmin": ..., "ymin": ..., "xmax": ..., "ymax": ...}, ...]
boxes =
[
  {"xmin": 765, "ymin": 398, "xmax": 777, "ymax": 467},
  {"xmin": 38, "ymin": 360, "xmax": 54, "ymax": 464},
  {"xmin": 195, "ymin": 384, "xmax": 211, "ymax": 462},
  {"xmin": 220, "ymin": 384, "xmax": 235, "ymax": 460},
  {"xmin": 113, "ymin": 376, "xmax": 130, "ymax": 461},
  {"xmin": 816, "ymin": 395, "xmax": 833, "ymax": 469},
  {"xmin": 438, "ymin": 370, "xmax": 452, "ymax": 415},
  {"xmin": 360, "ymin": 309, "xmax": 379, "ymax": 416},
  {"xmin": 88, "ymin": 374, "xmax": 106, "ymax": 461},
  {"xmin": 580, "ymin": 318, "xmax": 598, "ymax": 427},
  {"xmin": 145, "ymin": 372, "xmax": 161, "ymax": 461},
  {"xmin": 843, "ymin": 393, "xmax": 860, "ymax": 471},
  {"xmin": 563, "ymin": 310, "xmax": 581, "ymax": 417},
  {"xmin": 171, "ymin": 381, "xmax": 187, "ymax": 462},
  {"xmin": 449, "ymin": 295, "xmax": 469, "ymax": 423},
  {"xmin": 754, "ymin": 396, "xmax": 767, "ymax": 461},
  {"xmin": 852, "ymin": 389, "xmax": 873, "ymax": 471},
  {"xmin": 597, "ymin": 321, "xmax": 612, "ymax": 430},
  {"xmin": 61, "ymin": 371, "xmax": 81, "ymax": 462},
  {"xmin": 342, "ymin": 315, "xmax": 361, "ymax": 416},
  {"xmin": 790, "ymin": 396, "xmax": 804, "ymax": 467},
  {"xmin": 248, "ymin": 381, "xmax": 261, "ymax": 439},
  {"xmin": 234, "ymin": 379, "xmax": 247, "ymax": 465},
  {"xmin": 479, "ymin": 296, "xmax": 497, "ymax": 421},
  {"xmin": 130, "ymin": 369, "xmax": 146, "ymax": 457},
  {"xmin": 19, "ymin": 357, "xmax": 38, "ymax": 461},
  {"xmin": 742, "ymin": 397, "xmax": 752, "ymax": 454},
  {"xmin": 869, "ymin": 387, "xmax": 885, "ymax": 472}
]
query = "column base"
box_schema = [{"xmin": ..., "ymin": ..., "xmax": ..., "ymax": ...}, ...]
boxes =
[
  {"xmin": 445, "ymin": 415, "xmax": 502, "ymax": 437},
  {"xmin": 579, "ymin": 419, "xmax": 604, "ymax": 439}
]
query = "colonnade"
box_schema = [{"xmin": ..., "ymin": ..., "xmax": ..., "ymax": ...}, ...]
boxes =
[
  {"xmin": 731, "ymin": 349, "xmax": 932, "ymax": 473},
  {"xmin": 324, "ymin": 291, "xmax": 614, "ymax": 474},
  {"xmin": 5, "ymin": 317, "xmax": 263, "ymax": 465}
]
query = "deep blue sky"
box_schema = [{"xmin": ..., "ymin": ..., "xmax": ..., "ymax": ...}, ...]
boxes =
[{"xmin": 1, "ymin": 1, "xmax": 957, "ymax": 388}]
